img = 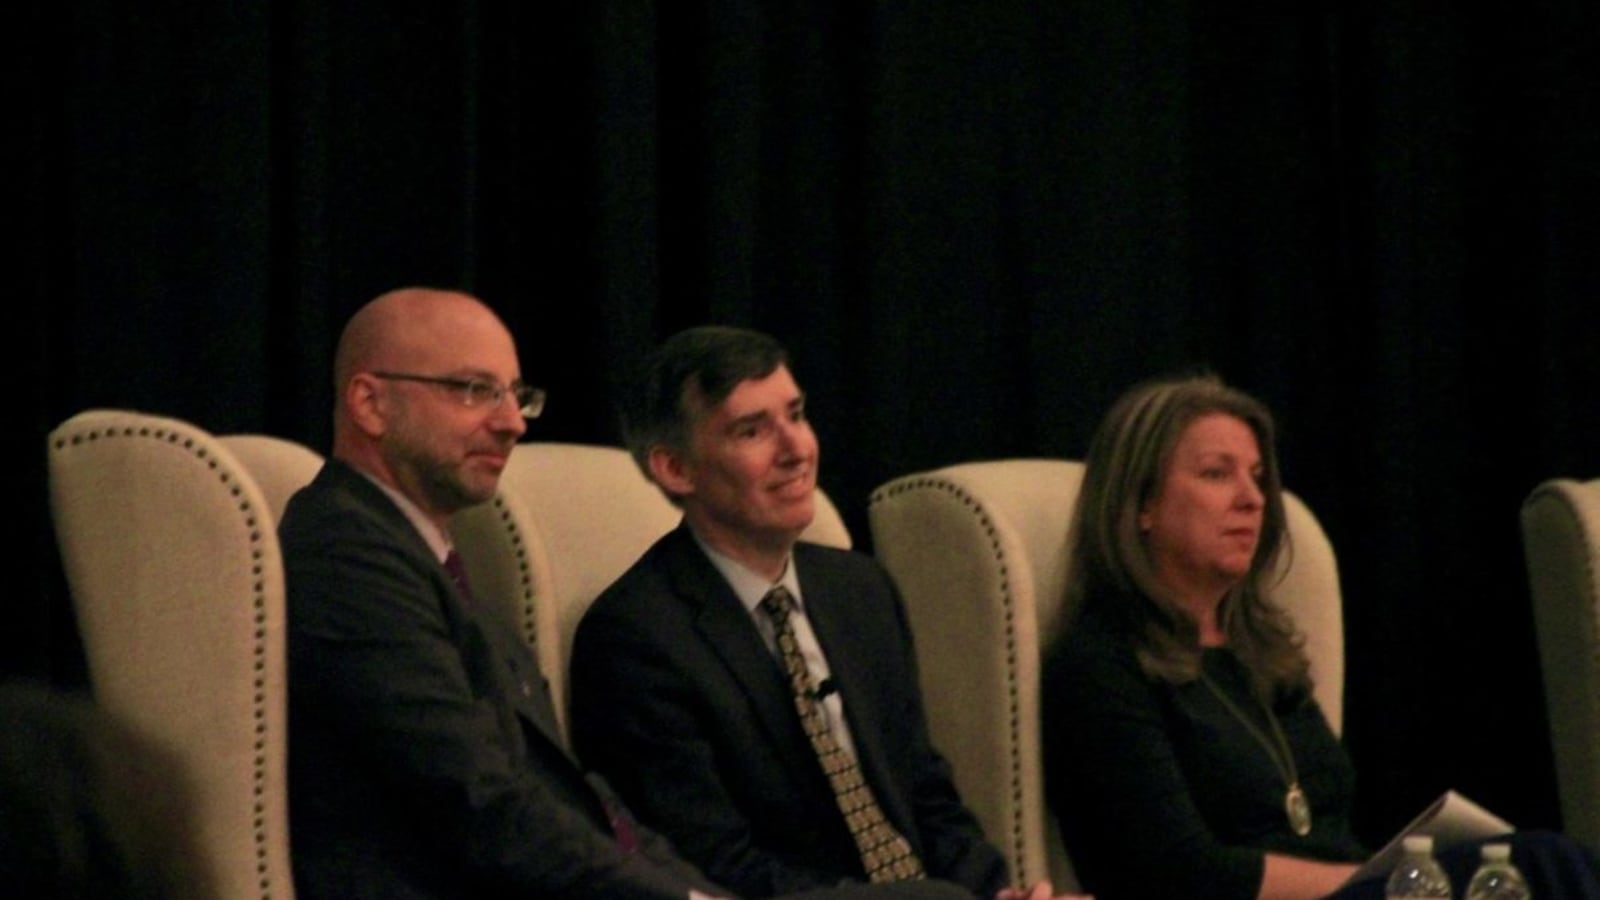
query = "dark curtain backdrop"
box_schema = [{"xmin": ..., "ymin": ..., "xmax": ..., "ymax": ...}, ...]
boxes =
[{"xmin": 17, "ymin": 0, "xmax": 1600, "ymax": 848}]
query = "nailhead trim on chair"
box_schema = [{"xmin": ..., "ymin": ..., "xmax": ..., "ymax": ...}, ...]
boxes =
[
  {"xmin": 487, "ymin": 492, "xmax": 540, "ymax": 651},
  {"xmin": 869, "ymin": 476, "xmax": 1031, "ymax": 885},
  {"xmin": 52, "ymin": 423, "xmax": 282, "ymax": 899}
]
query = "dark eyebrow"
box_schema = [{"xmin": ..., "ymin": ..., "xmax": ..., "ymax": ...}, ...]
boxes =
[
  {"xmin": 1193, "ymin": 450, "xmax": 1254, "ymax": 466},
  {"xmin": 725, "ymin": 409, "xmax": 773, "ymax": 433}
]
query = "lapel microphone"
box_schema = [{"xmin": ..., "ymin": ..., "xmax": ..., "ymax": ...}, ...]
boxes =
[{"xmin": 810, "ymin": 678, "xmax": 838, "ymax": 700}]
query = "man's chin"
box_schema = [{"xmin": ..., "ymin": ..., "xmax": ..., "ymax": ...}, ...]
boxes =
[
  {"xmin": 445, "ymin": 477, "xmax": 501, "ymax": 512},
  {"xmin": 777, "ymin": 502, "xmax": 816, "ymax": 536}
]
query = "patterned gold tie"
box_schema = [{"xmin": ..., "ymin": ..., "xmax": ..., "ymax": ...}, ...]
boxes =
[{"xmin": 759, "ymin": 585, "xmax": 925, "ymax": 882}]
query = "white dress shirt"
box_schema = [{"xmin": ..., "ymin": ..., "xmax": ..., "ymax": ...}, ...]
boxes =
[{"xmin": 693, "ymin": 534, "xmax": 859, "ymax": 761}]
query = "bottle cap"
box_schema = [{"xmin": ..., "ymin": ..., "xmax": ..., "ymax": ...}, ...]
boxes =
[
  {"xmin": 1402, "ymin": 834, "xmax": 1435, "ymax": 854},
  {"xmin": 1481, "ymin": 842, "xmax": 1511, "ymax": 861}
]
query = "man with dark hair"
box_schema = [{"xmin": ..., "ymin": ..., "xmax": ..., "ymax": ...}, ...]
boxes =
[{"xmin": 570, "ymin": 326, "xmax": 1068, "ymax": 900}]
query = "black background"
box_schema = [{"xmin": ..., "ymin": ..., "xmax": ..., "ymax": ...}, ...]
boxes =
[{"xmin": 16, "ymin": 0, "xmax": 1600, "ymax": 846}]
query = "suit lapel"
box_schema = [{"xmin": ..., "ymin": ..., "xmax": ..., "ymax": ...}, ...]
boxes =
[
  {"xmin": 795, "ymin": 548, "xmax": 915, "ymax": 833},
  {"xmin": 660, "ymin": 528, "xmax": 823, "ymax": 779},
  {"xmin": 488, "ymin": 616, "xmax": 571, "ymax": 759},
  {"xmin": 330, "ymin": 462, "xmax": 576, "ymax": 763}
]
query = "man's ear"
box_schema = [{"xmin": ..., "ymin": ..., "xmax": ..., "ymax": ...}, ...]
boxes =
[
  {"xmin": 647, "ymin": 445, "xmax": 694, "ymax": 500},
  {"xmin": 345, "ymin": 374, "xmax": 388, "ymax": 438}
]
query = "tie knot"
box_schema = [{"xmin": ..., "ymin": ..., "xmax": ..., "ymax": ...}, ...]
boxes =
[{"xmin": 759, "ymin": 585, "xmax": 795, "ymax": 622}]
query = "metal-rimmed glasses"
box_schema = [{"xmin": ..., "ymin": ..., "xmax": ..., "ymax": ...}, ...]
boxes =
[{"xmin": 371, "ymin": 371, "xmax": 547, "ymax": 419}]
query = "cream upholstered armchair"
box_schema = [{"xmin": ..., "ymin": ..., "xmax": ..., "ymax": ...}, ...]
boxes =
[
  {"xmin": 1519, "ymin": 477, "xmax": 1600, "ymax": 853},
  {"xmin": 218, "ymin": 433, "xmax": 327, "ymax": 521},
  {"xmin": 47, "ymin": 409, "xmax": 323, "ymax": 900},
  {"xmin": 451, "ymin": 441, "xmax": 852, "ymax": 743},
  {"xmin": 867, "ymin": 459, "xmax": 1346, "ymax": 891}
]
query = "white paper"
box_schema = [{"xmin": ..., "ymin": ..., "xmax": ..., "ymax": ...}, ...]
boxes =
[{"xmin": 1346, "ymin": 790, "xmax": 1515, "ymax": 884}]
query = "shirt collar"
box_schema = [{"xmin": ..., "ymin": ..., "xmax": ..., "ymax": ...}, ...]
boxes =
[
  {"xmin": 690, "ymin": 528, "xmax": 803, "ymax": 617},
  {"xmin": 360, "ymin": 470, "xmax": 454, "ymax": 563}
]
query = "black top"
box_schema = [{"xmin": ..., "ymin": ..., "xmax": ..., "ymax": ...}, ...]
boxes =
[{"xmin": 1041, "ymin": 601, "xmax": 1367, "ymax": 900}]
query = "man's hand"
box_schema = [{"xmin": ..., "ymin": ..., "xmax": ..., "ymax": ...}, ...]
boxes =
[
  {"xmin": 993, "ymin": 882, "xmax": 1093, "ymax": 900},
  {"xmin": 994, "ymin": 884, "xmax": 1051, "ymax": 900}
]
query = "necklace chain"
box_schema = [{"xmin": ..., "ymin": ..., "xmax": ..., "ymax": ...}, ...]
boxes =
[
  {"xmin": 1197, "ymin": 670, "xmax": 1298, "ymax": 786},
  {"xmin": 1198, "ymin": 667, "xmax": 1313, "ymax": 836}
]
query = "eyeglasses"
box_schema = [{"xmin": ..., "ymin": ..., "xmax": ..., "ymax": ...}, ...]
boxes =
[{"xmin": 372, "ymin": 371, "xmax": 546, "ymax": 419}]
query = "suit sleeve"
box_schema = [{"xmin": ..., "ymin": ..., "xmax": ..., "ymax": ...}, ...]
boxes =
[{"xmin": 285, "ymin": 503, "xmax": 717, "ymax": 900}]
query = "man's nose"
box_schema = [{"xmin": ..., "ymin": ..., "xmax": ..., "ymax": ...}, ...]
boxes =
[
  {"xmin": 774, "ymin": 419, "xmax": 809, "ymax": 458},
  {"xmin": 488, "ymin": 398, "xmax": 528, "ymax": 439}
]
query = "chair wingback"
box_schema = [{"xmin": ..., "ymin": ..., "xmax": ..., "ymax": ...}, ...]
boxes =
[
  {"xmin": 1520, "ymin": 477, "xmax": 1600, "ymax": 853},
  {"xmin": 868, "ymin": 458, "xmax": 1347, "ymax": 892},
  {"xmin": 451, "ymin": 441, "xmax": 851, "ymax": 746},
  {"xmin": 218, "ymin": 434, "xmax": 326, "ymax": 524},
  {"xmin": 869, "ymin": 459, "xmax": 1082, "ymax": 890},
  {"xmin": 48, "ymin": 409, "xmax": 314, "ymax": 900},
  {"xmin": 1273, "ymin": 487, "xmax": 1346, "ymax": 734}
]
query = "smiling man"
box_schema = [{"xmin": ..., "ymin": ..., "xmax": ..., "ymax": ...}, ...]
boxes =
[{"xmin": 569, "ymin": 326, "xmax": 1063, "ymax": 900}]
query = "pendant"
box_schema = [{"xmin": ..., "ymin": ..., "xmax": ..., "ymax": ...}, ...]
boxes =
[{"xmin": 1286, "ymin": 783, "xmax": 1313, "ymax": 836}]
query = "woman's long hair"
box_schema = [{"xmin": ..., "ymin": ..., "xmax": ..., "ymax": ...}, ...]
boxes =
[{"xmin": 1062, "ymin": 374, "xmax": 1310, "ymax": 700}]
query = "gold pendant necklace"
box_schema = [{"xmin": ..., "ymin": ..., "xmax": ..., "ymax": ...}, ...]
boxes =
[{"xmin": 1199, "ymin": 669, "xmax": 1313, "ymax": 837}]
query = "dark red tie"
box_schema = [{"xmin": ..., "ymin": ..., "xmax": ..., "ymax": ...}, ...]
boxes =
[
  {"xmin": 443, "ymin": 549, "xmax": 473, "ymax": 606},
  {"xmin": 603, "ymin": 795, "xmax": 641, "ymax": 853}
]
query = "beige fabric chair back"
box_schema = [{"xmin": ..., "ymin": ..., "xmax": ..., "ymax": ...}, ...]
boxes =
[
  {"xmin": 867, "ymin": 458, "xmax": 1345, "ymax": 891},
  {"xmin": 451, "ymin": 441, "xmax": 851, "ymax": 744},
  {"xmin": 1520, "ymin": 477, "xmax": 1600, "ymax": 853},
  {"xmin": 48, "ymin": 410, "xmax": 319, "ymax": 900},
  {"xmin": 219, "ymin": 434, "xmax": 326, "ymax": 522}
]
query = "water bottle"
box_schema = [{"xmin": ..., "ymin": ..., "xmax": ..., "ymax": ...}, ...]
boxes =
[
  {"xmin": 1465, "ymin": 842, "xmax": 1530, "ymax": 900},
  {"xmin": 1387, "ymin": 834, "xmax": 1453, "ymax": 899}
]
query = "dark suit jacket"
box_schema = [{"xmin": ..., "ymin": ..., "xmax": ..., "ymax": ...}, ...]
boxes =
[
  {"xmin": 281, "ymin": 460, "xmax": 718, "ymax": 900},
  {"xmin": 569, "ymin": 525, "xmax": 1008, "ymax": 899}
]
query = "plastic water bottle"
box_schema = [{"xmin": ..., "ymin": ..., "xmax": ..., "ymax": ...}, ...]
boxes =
[
  {"xmin": 1387, "ymin": 834, "xmax": 1453, "ymax": 899},
  {"xmin": 1465, "ymin": 842, "xmax": 1530, "ymax": 900}
]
